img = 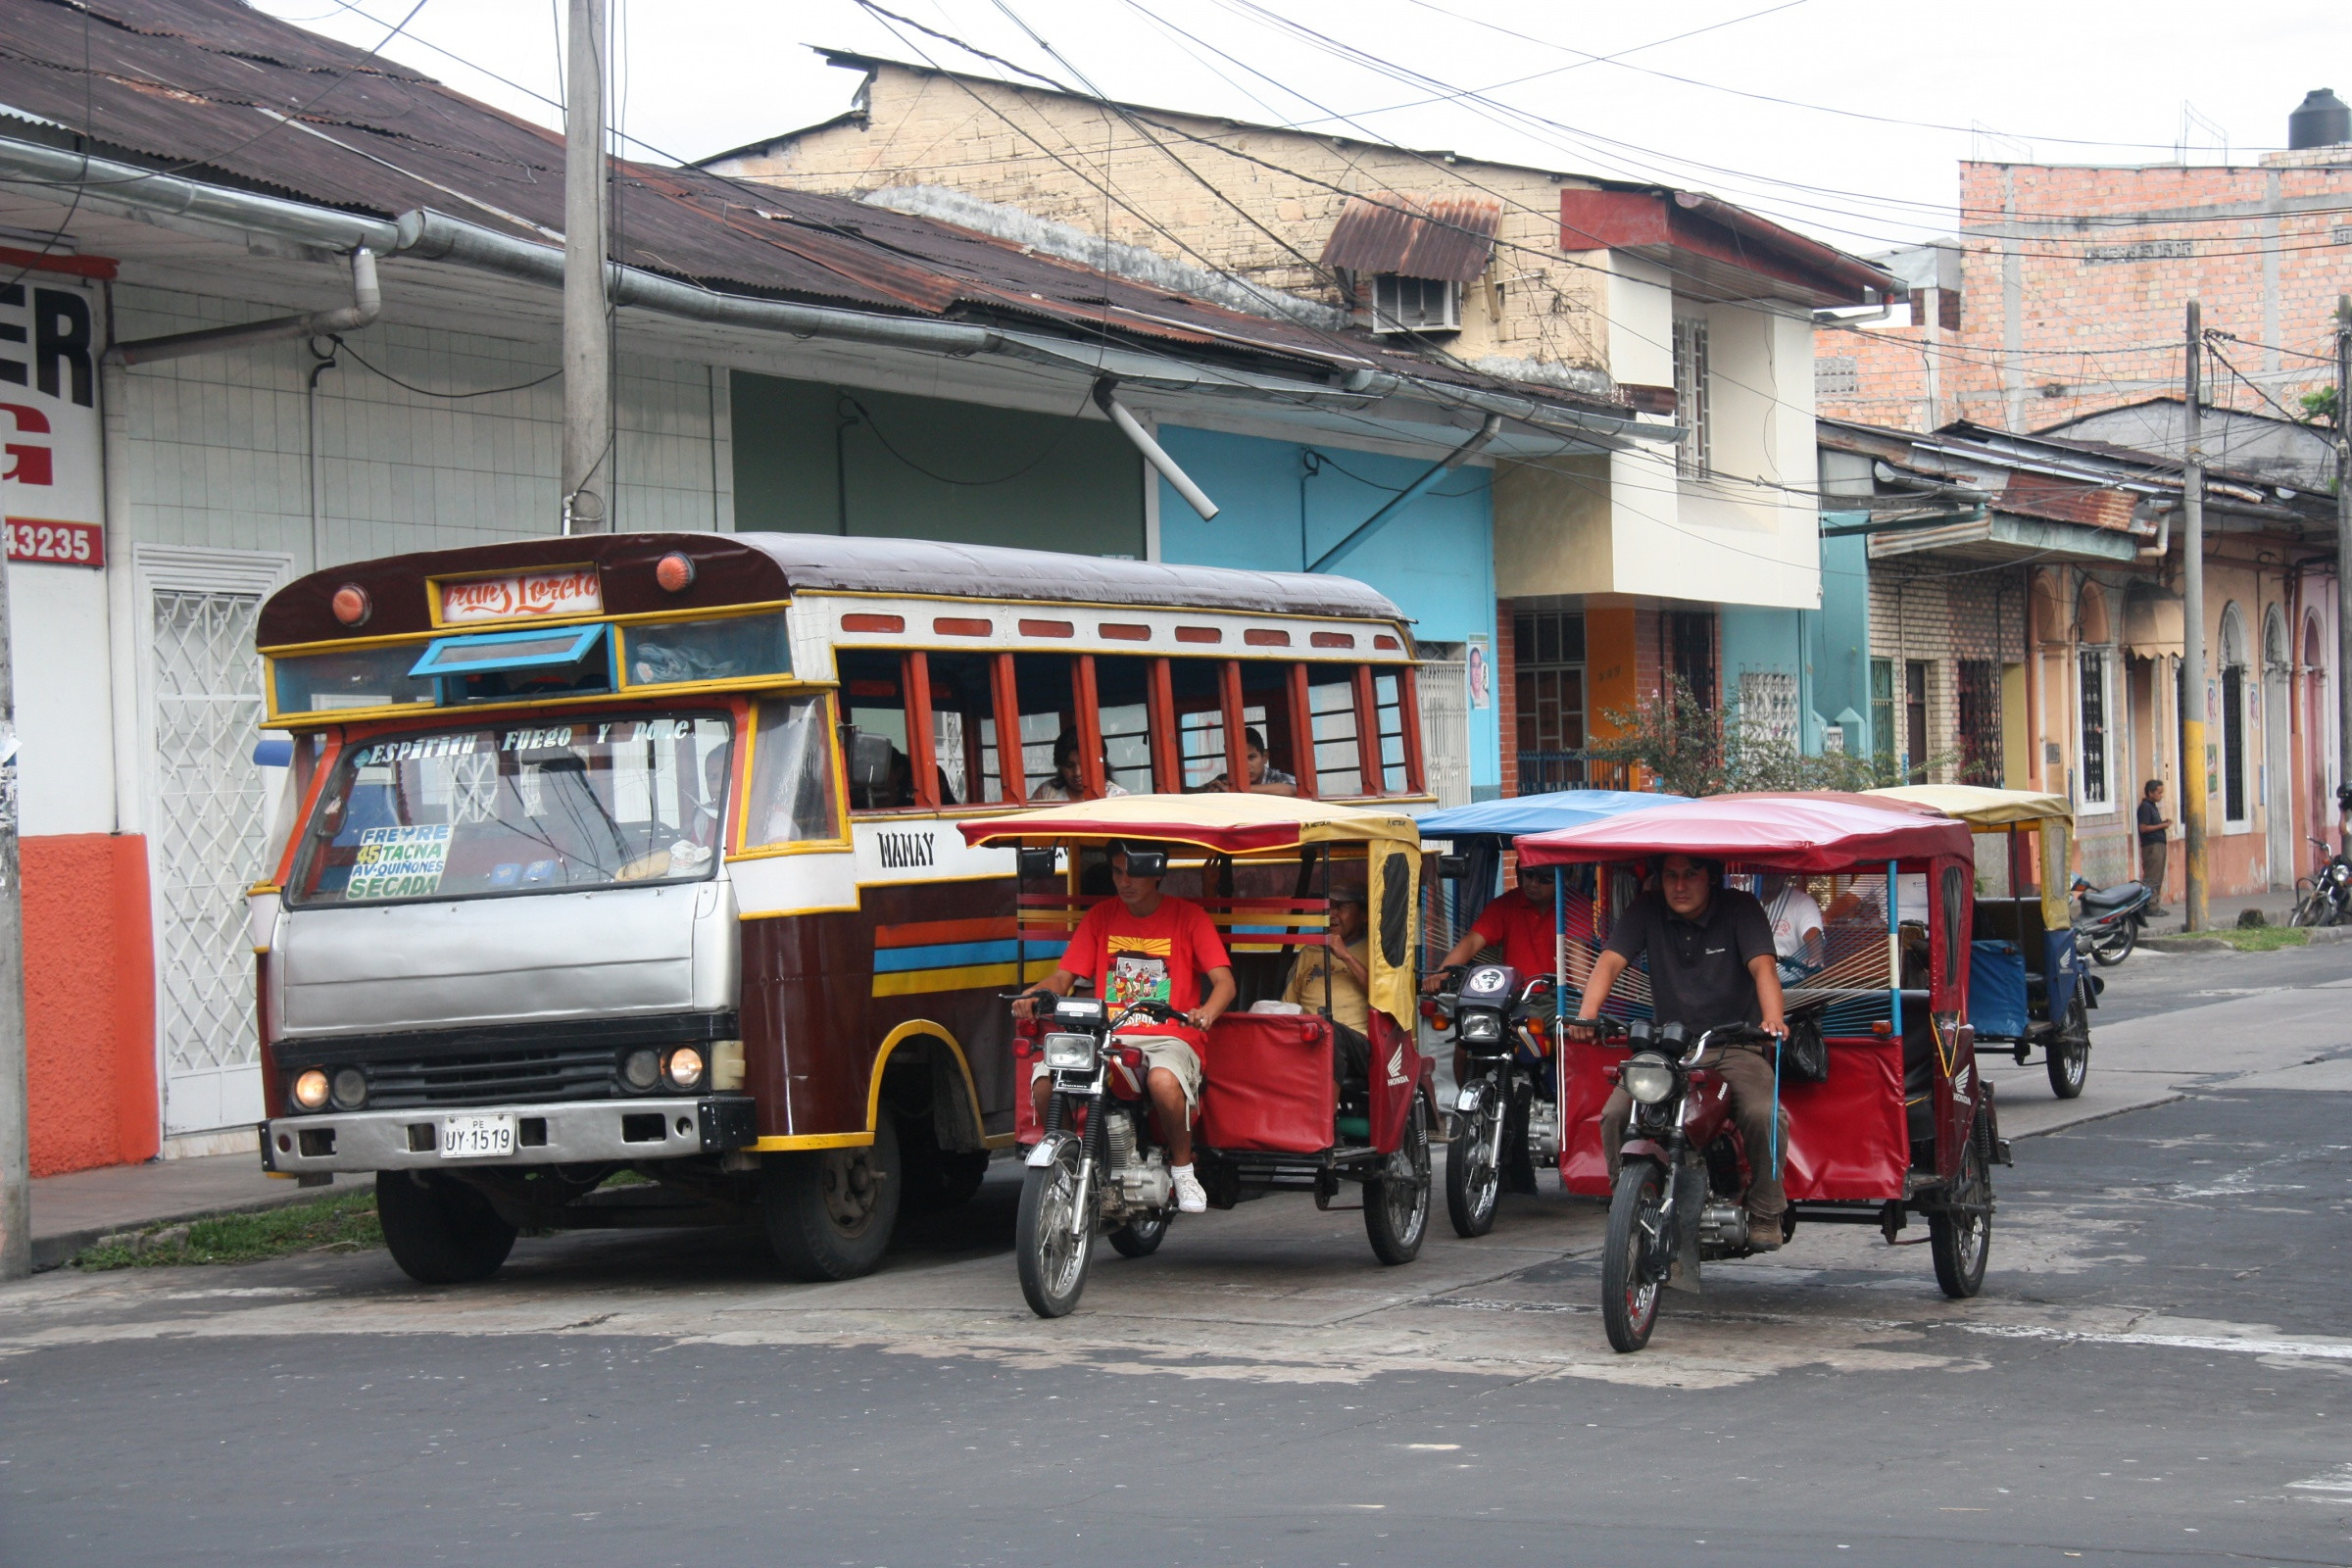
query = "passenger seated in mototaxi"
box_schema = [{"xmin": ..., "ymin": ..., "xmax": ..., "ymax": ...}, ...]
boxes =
[{"xmin": 1276, "ymin": 876, "xmax": 1374, "ymax": 1089}]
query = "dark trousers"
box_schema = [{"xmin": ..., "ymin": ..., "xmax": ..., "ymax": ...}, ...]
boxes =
[
  {"xmin": 2141, "ymin": 837, "xmax": 2169, "ymax": 902},
  {"xmin": 1600, "ymin": 1044, "xmax": 1790, "ymax": 1219}
]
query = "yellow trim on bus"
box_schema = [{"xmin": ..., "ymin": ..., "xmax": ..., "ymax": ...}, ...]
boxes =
[
  {"xmin": 261, "ymin": 676, "xmax": 818, "ymax": 731},
  {"xmin": 725, "ymin": 838, "xmax": 855, "ymax": 862},
  {"xmin": 748, "ymin": 1132, "xmax": 873, "ymax": 1152},
  {"xmin": 737, "ymin": 903, "xmax": 862, "ymax": 920},
  {"xmin": 865, "ymin": 1021, "xmax": 989, "ymax": 1148},
  {"xmin": 259, "ymin": 599, "xmax": 795, "ymax": 658},
  {"xmin": 871, "ymin": 958, "xmax": 1056, "ymax": 998}
]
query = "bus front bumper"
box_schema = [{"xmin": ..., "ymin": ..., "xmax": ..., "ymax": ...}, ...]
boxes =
[{"xmin": 261, "ymin": 1096, "xmax": 759, "ymax": 1174}]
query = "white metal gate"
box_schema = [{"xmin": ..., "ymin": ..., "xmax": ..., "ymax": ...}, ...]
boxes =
[
  {"xmin": 1418, "ymin": 654, "xmax": 1470, "ymax": 808},
  {"xmin": 142, "ymin": 547, "xmax": 291, "ymax": 1137}
]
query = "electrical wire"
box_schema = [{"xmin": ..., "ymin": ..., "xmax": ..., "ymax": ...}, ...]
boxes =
[{"xmin": 331, "ymin": 334, "xmax": 562, "ymax": 398}]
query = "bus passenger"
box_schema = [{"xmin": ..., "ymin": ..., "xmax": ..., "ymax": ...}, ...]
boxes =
[
  {"xmin": 1196, "ymin": 727, "xmax": 1298, "ymax": 797},
  {"xmin": 1014, "ymin": 842, "xmax": 1235, "ymax": 1213},
  {"xmin": 1031, "ymin": 732, "xmax": 1129, "ymax": 802}
]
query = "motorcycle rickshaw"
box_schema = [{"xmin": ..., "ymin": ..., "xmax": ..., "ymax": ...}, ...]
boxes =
[
  {"xmin": 1417, "ymin": 790, "xmax": 1690, "ymax": 1235},
  {"xmin": 957, "ymin": 794, "xmax": 1438, "ymax": 1317},
  {"xmin": 1515, "ymin": 794, "xmax": 2009, "ymax": 1352},
  {"xmin": 1871, "ymin": 785, "xmax": 2097, "ymax": 1100}
]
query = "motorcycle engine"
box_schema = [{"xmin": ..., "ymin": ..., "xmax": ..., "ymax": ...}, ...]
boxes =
[
  {"xmin": 1105, "ymin": 1109, "xmax": 1170, "ymax": 1211},
  {"xmin": 1696, "ymin": 1199, "xmax": 1749, "ymax": 1253}
]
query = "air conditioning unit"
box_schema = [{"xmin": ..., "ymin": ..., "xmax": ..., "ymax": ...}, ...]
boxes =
[{"xmin": 1369, "ymin": 273, "xmax": 1460, "ymax": 335}]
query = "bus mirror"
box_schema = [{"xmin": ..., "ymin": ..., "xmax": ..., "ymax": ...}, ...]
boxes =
[
  {"xmin": 1016, "ymin": 848, "xmax": 1058, "ymax": 880},
  {"xmin": 1436, "ymin": 854, "xmax": 1469, "ymax": 881}
]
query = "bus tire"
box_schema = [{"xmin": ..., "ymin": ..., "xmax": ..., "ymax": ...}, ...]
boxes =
[
  {"xmin": 374, "ymin": 1170, "xmax": 517, "ymax": 1286},
  {"xmin": 762, "ymin": 1116, "xmax": 902, "ymax": 1282}
]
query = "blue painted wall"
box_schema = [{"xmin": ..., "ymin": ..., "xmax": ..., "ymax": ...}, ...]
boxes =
[
  {"xmin": 1154, "ymin": 425, "xmax": 1500, "ymax": 792},
  {"xmin": 1810, "ymin": 524, "xmax": 1874, "ymax": 757}
]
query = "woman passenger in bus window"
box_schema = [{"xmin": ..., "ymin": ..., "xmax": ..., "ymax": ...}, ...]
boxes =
[
  {"xmin": 1196, "ymin": 727, "xmax": 1298, "ymax": 797},
  {"xmin": 1031, "ymin": 732, "xmax": 1128, "ymax": 802}
]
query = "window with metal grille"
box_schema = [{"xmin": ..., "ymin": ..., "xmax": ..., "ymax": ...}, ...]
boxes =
[
  {"xmin": 1956, "ymin": 660, "xmax": 2002, "ymax": 786},
  {"xmin": 1904, "ymin": 660, "xmax": 1929, "ymax": 784},
  {"xmin": 1871, "ymin": 658, "xmax": 1895, "ymax": 775},
  {"xmin": 2222, "ymin": 664, "xmax": 2247, "ymax": 822},
  {"xmin": 1513, "ymin": 611, "xmax": 1588, "ymax": 793},
  {"xmin": 1673, "ymin": 317, "xmax": 1711, "ymax": 477},
  {"xmin": 1369, "ymin": 273, "xmax": 1460, "ymax": 334},
  {"xmin": 2079, "ymin": 650, "xmax": 2110, "ymax": 808}
]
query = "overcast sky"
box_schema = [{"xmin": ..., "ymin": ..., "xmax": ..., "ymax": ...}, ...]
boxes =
[{"xmin": 255, "ymin": 0, "xmax": 2342, "ymax": 257}]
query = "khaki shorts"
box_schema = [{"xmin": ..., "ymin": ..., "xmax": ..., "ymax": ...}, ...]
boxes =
[{"xmin": 1033, "ymin": 1033, "xmax": 1203, "ymax": 1123}]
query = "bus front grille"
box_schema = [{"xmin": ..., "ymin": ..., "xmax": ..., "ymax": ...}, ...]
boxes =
[{"xmin": 359, "ymin": 1047, "xmax": 623, "ymax": 1109}]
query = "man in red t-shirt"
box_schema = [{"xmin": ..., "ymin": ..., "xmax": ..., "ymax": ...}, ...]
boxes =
[
  {"xmin": 1428, "ymin": 861, "xmax": 1592, "ymax": 985},
  {"xmin": 1015, "ymin": 843, "xmax": 1236, "ymax": 1213}
]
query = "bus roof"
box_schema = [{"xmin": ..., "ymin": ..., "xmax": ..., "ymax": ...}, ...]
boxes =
[{"xmin": 258, "ymin": 530, "xmax": 1407, "ymax": 649}]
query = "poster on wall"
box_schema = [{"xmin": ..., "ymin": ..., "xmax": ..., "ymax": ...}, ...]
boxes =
[
  {"xmin": 1466, "ymin": 635, "xmax": 1491, "ymax": 710},
  {"xmin": 0, "ymin": 269, "xmax": 104, "ymax": 567}
]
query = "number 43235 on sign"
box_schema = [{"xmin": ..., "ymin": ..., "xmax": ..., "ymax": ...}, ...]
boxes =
[{"xmin": 5, "ymin": 518, "xmax": 103, "ymax": 567}]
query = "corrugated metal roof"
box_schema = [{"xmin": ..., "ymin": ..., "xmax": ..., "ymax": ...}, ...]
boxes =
[
  {"xmin": 1320, "ymin": 193, "xmax": 1501, "ymax": 283},
  {"xmin": 0, "ymin": 0, "xmax": 1627, "ymax": 418}
]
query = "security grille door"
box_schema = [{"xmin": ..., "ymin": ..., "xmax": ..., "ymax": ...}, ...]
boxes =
[
  {"xmin": 145, "ymin": 549, "xmax": 289, "ymax": 1137},
  {"xmin": 1418, "ymin": 657, "xmax": 1469, "ymax": 808}
]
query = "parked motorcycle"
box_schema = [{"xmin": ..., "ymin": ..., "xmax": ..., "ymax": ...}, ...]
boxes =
[
  {"xmin": 2290, "ymin": 836, "xmax": 2352, "ymax": 929},
  {"xmin": 1427, "ymin": 963, "xmax": 1558, "ymax": 1237},
  {"xmin": 2072, "ymin": 875, "xmax": 2153, "ymax": 965}
]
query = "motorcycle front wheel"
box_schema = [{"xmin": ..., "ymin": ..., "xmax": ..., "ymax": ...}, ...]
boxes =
[
  {"xmin": 2089, "ymin": 921, "xmax": 2136, "ymax": 966},
  {"xmin": 1445, "ymin": 1075, "xmax": 1504, "ymax": 1238},
  {"xmin": 1602, "ymin": 1159, "xmax": 1668, "ymax": 1353},
  {"xmin": 1014, "ymin": 1137, "xmax": 1094, "ymax": 1318}
]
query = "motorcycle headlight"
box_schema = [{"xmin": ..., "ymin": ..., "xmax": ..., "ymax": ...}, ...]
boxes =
[
  {"xmin": 2333, "ymin": 864, "xmax": 2349, "ymax": 885},
  {"xmin": 1621, "ymin": 1052, "xmax": 1677, "ymax": 1105},
  {"xmin": 1460, "ymin": 1012, "xmax": 1502, "ymax": 1044},
  {"xmin": 1043, "ymin": 1032, "xmax": 1098, "ymax": 1072}
]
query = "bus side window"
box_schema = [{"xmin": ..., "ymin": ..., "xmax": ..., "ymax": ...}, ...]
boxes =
[
  {"xmin": 1306, "ymin": 663, "xmax": 1364, "ymax": 797},
  {"xmin": 1371, "ymin": 666, "xmax": 1411, "ymax": 794},
  {"xmin": 1093, "ymin": 656, "xmax": 1158, "ymax": 796},
  {"xmin": 837, "ymin": 650, "xmax": 914, "ymax": 810},
  {"xmin": 1011, "ymin": 653, "xmax": 1075, "ymax": 798},
  {"xmin": 1236, "ymin": 661, "xmax": 1303, "ymax": 792},
  {"xmin": 925, "ymin": 652, "xmax": 1008, "ymax": 805},
  {"xmin": 747, "ymin": 695, "xmax": 843, "ymax": 847},
  {"xmin": 1169, "ymin": 658, "xmax": 1228, "ymax": 789}
]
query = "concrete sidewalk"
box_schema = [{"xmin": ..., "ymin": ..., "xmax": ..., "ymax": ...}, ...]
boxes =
[{"xmin": 29, "ymin": 1155, "xmax": 340, "ymax": 1272}]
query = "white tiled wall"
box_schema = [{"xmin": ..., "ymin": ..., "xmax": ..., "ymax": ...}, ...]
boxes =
[{"xmin": 114, "ymin": 283, "xmax": 733, "ymax": 569}]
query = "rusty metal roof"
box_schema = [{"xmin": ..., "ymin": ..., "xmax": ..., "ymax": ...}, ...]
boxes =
[
  {"xmin": 1320, "ymin": 193, "xmax": 1501, "ymax": 283},
  {"xmin": 0, "ymin": 0, "xmax": 1628, "ymax": 417}
]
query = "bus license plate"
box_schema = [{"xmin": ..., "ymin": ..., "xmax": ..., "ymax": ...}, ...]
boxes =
[{"xmin": 440, "ymin": 1114, "xmax": 516, "ymax": 1159}]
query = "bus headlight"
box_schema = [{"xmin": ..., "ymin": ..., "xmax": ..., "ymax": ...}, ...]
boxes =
[
  {"xmin": 1621, "ymin": 1053, "xmax": 1677, "ymax": 1105},
  {"xmin": 292, "ymin": 1068, "xmax": 330, "ymax": 1110},
  {"xmin": 663, "ymin": 1047, "xmax": 706, "ymax": 1090},
  {"xmin": 329, "ymin": 1067, "xmax": 368, "ymax": 1110},
  {"xmin": 1043, "ymin": 1033, "xmax": 1098, "ymax": 1072},
  {"xmin": 620, "ymin": 1049, "xmax": 662, "ymax": 1091}
]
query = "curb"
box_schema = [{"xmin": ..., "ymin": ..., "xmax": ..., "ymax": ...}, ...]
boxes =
[
  {"xmin": 30, "ymin": 1182, "xmax": 340, "ymax": 1272},
  {"xmin": 2139, "ymin": 935, "xmax": 2233, "ymax": 954}
]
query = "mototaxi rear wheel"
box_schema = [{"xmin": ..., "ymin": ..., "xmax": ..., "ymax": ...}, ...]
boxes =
[
  {"xmin": 1929, "ymin": 1114, "xmax": 1993, "ymax": 1299},
  {"xmin": 2045, "ymin": 993, "xmax": 2090, "ymax": 1101},
  {"xmin": 1601, "ymin": 1159, "xmax": 1668, "ymax": 1353},
  {"xmin": 1014, "ymin": 1134, "xmax": 1094, "ymax": 1317}
]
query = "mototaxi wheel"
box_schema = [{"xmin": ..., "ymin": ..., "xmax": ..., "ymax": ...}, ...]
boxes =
[
  {"xmin": 374, "ymin": 1170, "xmax": 517, "ymax": 1286},
  {"xmin": 1929, "ymin": 1114, "xmax": 1994, "ymax": 1299},
  {"xmin": 2090, "ymin": 921, "xmax": 2135, "ymax": 966},
  {"xmin": 1014, "ymin": 1135, "xmax": 1094, "ymax": 1317},
  {"xmin": 1601, "ymin": 1159, "xmax": 1668, "ymax": 1353},
  {"xmin": 2045, "ymin": 993, "xmax": 2090, "ymax": 1101},
  {"xmin": 1107, "ymin": 1206, "xmax": 1171, "ymax": 1258},
  {"xmin": 1444, "ymin": 1073, "xmax": 1503, "ymax": 1238},
  {"xmin": 762, "ymin": 1115, "xmax": 902, "ymax": 1282},
  {"xmin": 1364, "ymin": 1094, "xmax": 1431, "ymax": 1265}
]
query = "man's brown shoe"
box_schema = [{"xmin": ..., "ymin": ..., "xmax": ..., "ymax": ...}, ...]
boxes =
[{"xmin": 1747, "ymin": 1213, "xmax": 1786, "ymax": 1251}]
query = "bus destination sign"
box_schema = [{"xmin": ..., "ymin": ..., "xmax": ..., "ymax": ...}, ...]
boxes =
[{"xmin": 438, "ymin": 566, "xmax": 603, "ymax": 625}]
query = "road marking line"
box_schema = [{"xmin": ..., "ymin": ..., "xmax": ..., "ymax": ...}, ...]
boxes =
[{"xmin": 1964, "ymin": 1324, "xmax": 2352, "ymax": 1361}]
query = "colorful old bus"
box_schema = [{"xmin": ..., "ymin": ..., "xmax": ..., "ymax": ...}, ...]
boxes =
[{"xmin": 249, "ymin": 532, "xmax": 1428, "ymax": 1283}]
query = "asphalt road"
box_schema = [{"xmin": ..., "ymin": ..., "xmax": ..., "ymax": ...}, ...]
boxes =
[{"xmin": 3, "ymin": 938, "xmax": 2348, "ymax": 1567}]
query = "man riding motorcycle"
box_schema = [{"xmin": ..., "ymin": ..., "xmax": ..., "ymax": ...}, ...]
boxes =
[{"xmin": 1573, "ymin": 855, "xmax": 1792, "ymax": 1249}]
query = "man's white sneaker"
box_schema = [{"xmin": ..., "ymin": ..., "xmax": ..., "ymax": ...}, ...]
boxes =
[{"xmin": 1170, "ymin": 1163, "xmax": 1208, "ymax": 1214}]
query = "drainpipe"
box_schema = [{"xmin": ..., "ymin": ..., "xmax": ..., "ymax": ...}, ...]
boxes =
[
  {"xmin": 103, "ymin": 248, "xmax": 379, "ymax": 368},
  {"xmin": 1093, "ymin": 380, "xmax": 1217, "ymax": 520},
  {"xmin": 1309, "ymin": 414, "xmax": 1502, "ymax": 575}
]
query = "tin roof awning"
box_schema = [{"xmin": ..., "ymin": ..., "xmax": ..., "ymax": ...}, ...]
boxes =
[
  {"xmin": 1559, "ymin": 186, "xmax": 1897, "ymax": 307},
  {"xmin": 1320, "ymin": 193, "xmax": 1503, "ymax": 283}
]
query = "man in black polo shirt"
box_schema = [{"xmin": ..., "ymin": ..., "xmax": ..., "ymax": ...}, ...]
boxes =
[{"xmin": 1574, "ymin": 855, "xmax": 1792, "ymax": 1248}]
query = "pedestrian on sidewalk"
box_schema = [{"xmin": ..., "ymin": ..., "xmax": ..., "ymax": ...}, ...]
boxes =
[{"xmin": 2138, "ymin": 779, "xmax": 2171, "ymax": 916}]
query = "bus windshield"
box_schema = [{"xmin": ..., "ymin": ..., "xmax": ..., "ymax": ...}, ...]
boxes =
[{"xmin": 290, "ymin": 714, "xmax": 733, "ymax": 906}]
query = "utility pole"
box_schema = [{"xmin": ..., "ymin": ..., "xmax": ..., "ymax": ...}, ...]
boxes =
[
  {"xmin": 561, "ymin": 0, "xmax": 611, "ymax": 535},
  {"xmin": 2336, "ymin": 295, "xmax": 2351, "ymax": 855},
  {"xmin": 0, "ymin": 564, "xmax": 28, "ymax": 1281},
  {"xmin": 2181, "ymin": 300, "xmax": 2210, "ymax": 933}
]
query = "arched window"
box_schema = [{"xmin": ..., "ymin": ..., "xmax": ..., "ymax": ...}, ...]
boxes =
[{"xmin": 2219, "ymin": 604, "xmax": 2249, "ymax": 826}]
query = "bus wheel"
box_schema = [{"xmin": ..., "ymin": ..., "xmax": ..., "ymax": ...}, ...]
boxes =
[
  {"xmin": 762, "ymin": 1116, "xmax": 902, "ymax": 1282},
  {"xmin": 897, "ymin": 1114, "xmax": 990, "ymax": 1214},
  {"xmin": 375, "ymin": 1171, "xmax": 516, "ymax": 1285}
]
